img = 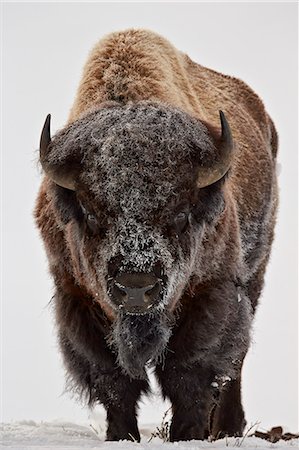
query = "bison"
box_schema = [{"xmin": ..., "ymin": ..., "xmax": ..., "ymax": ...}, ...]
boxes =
[{"xmin": 35, "ymin": 29, "xmax": 278, "ymax": 442}]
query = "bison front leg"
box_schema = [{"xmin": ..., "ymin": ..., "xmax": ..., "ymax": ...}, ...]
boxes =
[
  {"xmin": 104, "ymin": 375, "xmax": 149, "ymax": 441},
  {"xmin": 156, "ymin": 363, "xmax": 216, "ymax": 441},
  {"xmin": 60, "ymin": 331, "xmax": 149, "ymax": 441},
  {"xmin": 56, "ymin": 286, "xmax": 150, "ymax": 443}
]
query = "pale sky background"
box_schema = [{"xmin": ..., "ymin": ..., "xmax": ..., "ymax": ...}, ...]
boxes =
[{"xmin": 2, "ymin": 1, "xmax": 298, "ymax": 432}]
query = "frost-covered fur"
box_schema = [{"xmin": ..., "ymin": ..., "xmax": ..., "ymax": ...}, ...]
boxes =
[
  {"xmin": 110, "ymin": 310, "xmax": 173, "ymax": 379},
  {"xmin": 35, "ymin": 29, "xmax": 278, "ymax": 442}
]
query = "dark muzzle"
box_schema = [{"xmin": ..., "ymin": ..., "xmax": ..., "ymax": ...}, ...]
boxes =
[{"xmin": 111, "ymin": 272, "xmax": 162, "ymax": 314}]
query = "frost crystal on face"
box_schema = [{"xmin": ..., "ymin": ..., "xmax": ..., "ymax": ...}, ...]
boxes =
[
  {"xmin": 48, "ymin": 101, "xmax": 236, "ymax": 356},
  {"xmin": 215, "ymin": 375, "xmax": 232, "ymax": 387},
  {"xmin": 47, "ymin": 101, "xmax": 220, "ymax": 314}
]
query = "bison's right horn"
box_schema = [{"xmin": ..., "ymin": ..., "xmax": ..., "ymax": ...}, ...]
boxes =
[
  {"xmin": 197, "ymin": 111, "xmax": 234, "ymax": 188},
  {"xmin": 40, "ymin": 114, "xmax": 76, "ymax": 191}
]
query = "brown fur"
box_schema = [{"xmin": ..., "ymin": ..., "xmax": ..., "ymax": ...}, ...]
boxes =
[
  {"xmin": 35, "ymin": 29, "xmax": 278, "ymax": 441},
  {"xmin": 67, "ymin": 28, "xmax": 277, "ymax": 231}
]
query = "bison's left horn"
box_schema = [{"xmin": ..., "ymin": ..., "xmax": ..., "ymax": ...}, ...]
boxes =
[
  {"xmin": 197, "ymin": 111, "xmax": 234, "ymax": 188},
  {"xmin": 40, "ymin": 114, "xmax": 76, "ymax": 191}
]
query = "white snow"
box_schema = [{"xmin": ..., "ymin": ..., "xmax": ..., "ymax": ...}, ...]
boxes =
[{"xmin": 1, "ymin": 419, "xmax": 298, "ymax": 450}]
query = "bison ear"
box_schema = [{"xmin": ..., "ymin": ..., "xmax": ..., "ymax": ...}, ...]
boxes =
[
  {"xmin": 197, "ymin": 111, "xmax": 234, "ymax": 188},
  {"xmin": 40, "ymin": 114, "xmax": 77, "ymax": 191}
]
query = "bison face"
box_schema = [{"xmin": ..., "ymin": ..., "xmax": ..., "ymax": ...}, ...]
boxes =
[{"xmin": 40, "ymin": 101, "xmax": 233, "ymax": 377}]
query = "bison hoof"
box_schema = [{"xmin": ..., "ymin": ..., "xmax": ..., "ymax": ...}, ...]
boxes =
[
  {"xmin": 106, "ymin": 425, "xmax": 140, "ymax": 442},
  {"xmin": 170, "ymin": 423, "xmax": 205, "ymax": 441},
  {"xmin": 212, "ymin": 416, "xmax": 246, "ymax": 440},
  {"xmin": 106, "ymin": 431, "xmax": 140, "ymax": 442}
]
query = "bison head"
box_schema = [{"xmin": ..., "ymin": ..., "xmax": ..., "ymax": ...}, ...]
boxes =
[{"xmin": 39, "ymin": 101, "xmax": 234, "ymax": 378}]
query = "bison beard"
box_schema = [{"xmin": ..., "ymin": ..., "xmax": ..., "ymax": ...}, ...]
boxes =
[{"xmin": 110, "ymin": 310, "xmax": 172, "ymax": 379}]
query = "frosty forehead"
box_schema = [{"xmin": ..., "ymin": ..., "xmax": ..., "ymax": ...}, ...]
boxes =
[{"xmin": 46, "ymin": 101, "xmax": 216, "ymax": 216}]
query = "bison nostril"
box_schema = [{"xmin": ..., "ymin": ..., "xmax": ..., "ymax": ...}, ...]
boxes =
[
  {"xmin": 114, "ymin": 282, "xmax": 129, "ymax": 301},
  {"xmin": 144, "ymin": 282, "xmax": 160, "ymax": 301}
]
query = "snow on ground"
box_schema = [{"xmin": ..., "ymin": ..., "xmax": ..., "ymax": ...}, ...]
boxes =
[{"xmin": 1, "ymin": 419, "xmax": 298, "ymax": 450}]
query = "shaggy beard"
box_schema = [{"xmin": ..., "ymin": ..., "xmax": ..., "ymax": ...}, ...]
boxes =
[{"xmin": 109, "ymin": 310, "xmax": 173, "ymax": 379}]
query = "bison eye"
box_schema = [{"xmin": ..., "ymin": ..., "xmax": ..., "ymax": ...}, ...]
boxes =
[
  {"xmin": 85, "ymin": 213, "xmax": 108, "ymax": 238},
  {"xmin": 174, "ymin": 211, "xmax": 189, "ymax": 234},
  {"xmin": 85, "ymin": 213, "xmax": 107, "ymax": 238},
  {"xmin": 86, "ymin": 213, "xmax": 99, "ymax": 233},
  {"xmin": 87, "ymin": 213, "xmax": 97, "ymax": 224}
]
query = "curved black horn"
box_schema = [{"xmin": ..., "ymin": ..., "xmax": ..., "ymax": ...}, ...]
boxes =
[
  {"xmin": 40, "ymin": 114, "xmax": 51, "ymax": 155},
  {"xmin": 39, "ymin": 114, "xmax": 76, "ymax": 191},
  {"xmin": 197, "ymin": 111, "xmax": 234, "ymax": 188}
]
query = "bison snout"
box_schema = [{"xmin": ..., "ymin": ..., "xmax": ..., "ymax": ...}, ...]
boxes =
[{"xmin": 112, "ymin": 272, "xmax": 161, "ymax": 314}]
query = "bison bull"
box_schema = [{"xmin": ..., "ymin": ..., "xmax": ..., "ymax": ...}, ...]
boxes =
[{"xmin": 35, "ymin": 29, "xmax": 278, "ymax": 442}]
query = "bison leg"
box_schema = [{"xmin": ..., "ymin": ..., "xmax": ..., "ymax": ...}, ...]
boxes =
[
  {"xmin": 105, "ymin": 377, "xmax": 149, "ymax": 442},
  {"xmin": 156, "ymin": 364, "xmax": 216, "ymax": 441},
  {"xmin": 58, "ymin": 329, "xmax": 149, "ymax": 442},
  {"xmin": 211, "ymin": 372, "xmax": 246, "ymax": 439}
]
